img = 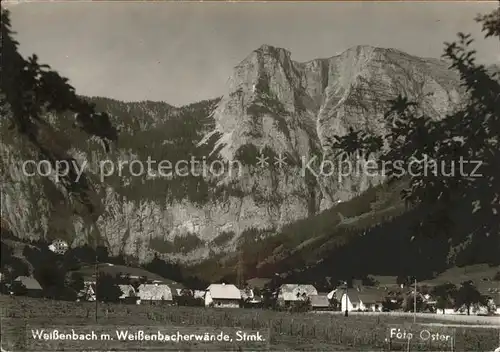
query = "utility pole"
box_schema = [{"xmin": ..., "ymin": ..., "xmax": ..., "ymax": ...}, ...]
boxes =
[
  {"xmin": 95, "ymin": 252, "xmax": 98, "ymax": 323},
  {"xmin": 413, "ymin": 278, "xmax": 417, "ymax": 324},
  {"xmin": 236, "ymin": 247, "xmax": 244, "ymax": 288},
  {"xmin": 343, "ymin": 281, "xmax": 348, "ymax": 317}
]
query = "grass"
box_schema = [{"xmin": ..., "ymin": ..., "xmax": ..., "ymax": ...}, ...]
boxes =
[
  {"xmin": 74, "ymin": 263, "xmax": 174, "ymax": 283},
  {"xmin": 372, "ymin": 264, "xmax": 500, "ymax": 289},
  {"xmin": 419, "ymin": 264, "xmax": 500, "ymax": 287},
  {"xmin": 1, "ymin": 295, "xmax": 498, "ymax": 351}
]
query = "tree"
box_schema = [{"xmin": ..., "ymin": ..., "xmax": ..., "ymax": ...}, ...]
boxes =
[
  {"xmin": 10, "ymin": 280, "xmax": 27, "ymax": 296},
  {"xmin": 329, "ymin": 297, "xmax": 341, "ymax": 311},
  {"xmin": 261, "ymin": 277, "xmax": 280, "ymax": 309},
  {"xmin": 0, "ymin": 241, "xmax": 13, "ymax": 268},
  {"xmin": 65, "ymin": 271, "xmax": 85, "ymax": 293},
  {"xmin": 143, "ymin": 254, "xmax": 183, "ymax": 283},
  {"xmin": 327, "ymin": 5, "xmax": 500, "ymax": 250},
  {"xmin": 402, "ymin": 292, "xmax": 425, "ymax": 312},
  {"xmin": 454, "ymin": 280, "xmax": 485, "ymax": 315},
  {"xmin": 65, "ymin": 245, "xmax": 96, "ymax": 266},
  {"xmin": 1, "ymin": 10, "xmax": 117, "ymax": 220},
  {"xmin": 95, "ymin": 273, "xmax": 122, "ymax": 302},
  {"xmin": 183, "ymin": 275, "xmax": 209, "ymax": 291},
  {"xmin": 291, "ymin": 294, "xmax": 311, "ymax": 313},
  {"xmin": 23, "ymin": 246, "xmax": 67, "ymax": 296},
  {"xmin": 95, "ymin": 246, "xmax": 109, "ymax": 263},
  {"xmin": 176, "ymin": 288, "xmax": 204, "ymax": 307},
  {"xmin": 362, "ymin": 275, "xmax": 379, "ymax": 287},
  {"xmin": 1, "ymin": 257, "xmax": 29, "ymax": 284},
  {"xmin": 432, "ymin": 283, "xmax": 457, "ymax": 314},
  {"xmin": 492, "ymin": 271, "xmax": 500, "ymax": 281},
  {"xmin": 382, "ymin": 295, "xmax": 403, "ymax": 312},
  {"xmin": 396, "ymin": 275, "xmax": 411, "ymax": 287}
]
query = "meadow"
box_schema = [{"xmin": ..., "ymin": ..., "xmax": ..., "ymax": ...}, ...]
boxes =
[{"xmin": 1, "ymin": 295, "xmax": 499, "ymax": 351}]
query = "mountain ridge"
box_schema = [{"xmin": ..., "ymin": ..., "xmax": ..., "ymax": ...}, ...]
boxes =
[{"xmin": 2, "ymin": 43, "xmax": 492, "ymax": 269}]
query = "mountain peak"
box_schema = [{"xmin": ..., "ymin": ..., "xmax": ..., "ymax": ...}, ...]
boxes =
[
  {"xmin": 345, "ymin": 44, "xmax": 377, "ymax": 52},
  {"xmin": 254, "ymin": 44, "xmax": 291, "ymax": 58}
]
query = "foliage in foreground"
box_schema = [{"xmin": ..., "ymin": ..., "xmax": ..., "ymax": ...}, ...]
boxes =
[{"xmin": 328, "ymin": 5, "xmax": 500, "ymax": 247}]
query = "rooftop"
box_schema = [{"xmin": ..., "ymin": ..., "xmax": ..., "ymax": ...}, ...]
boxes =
[{"xmin": 206, "ymin": 283, "xmax": 241, "ymax": 300}]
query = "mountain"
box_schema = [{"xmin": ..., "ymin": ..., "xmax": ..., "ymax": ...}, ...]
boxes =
[{"xmin": 0, "ymin": 44, "xmax": 474, "ymax": 268}]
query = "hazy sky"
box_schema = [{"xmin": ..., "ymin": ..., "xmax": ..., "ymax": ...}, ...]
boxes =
[{"xmin": 5, "ymin": 1, "xmax": 500, "ymax": 106}]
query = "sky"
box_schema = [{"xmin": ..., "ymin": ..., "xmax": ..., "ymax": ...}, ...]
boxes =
[{"xmin": 5, "ymin": 1, "xmax": 500, "ymax": 107}]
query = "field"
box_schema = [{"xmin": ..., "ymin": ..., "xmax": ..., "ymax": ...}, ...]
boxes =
[{"xmin": 1, "ymin": 295, "xmax": 499, "ymax": 351}]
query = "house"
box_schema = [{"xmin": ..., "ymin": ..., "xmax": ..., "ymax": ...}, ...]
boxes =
[
  {"xmin": 193, "ymin": 290, "xmax": 206, "ymax": 300},
  {"xmin": 118, "ymin": 284, "xmax": 137, "ymax": 303},
  {"xmin": 169, "ymin": 282, "xmax": 186, "ymax": 300},
  {"xmin": 79, "ymin": 282, "xmax": 96, "ymax": 301},
  {"xmin": 13, "ymin": 276, "xmax": 43, "ymax": 297},
  {"xmin": 480, "ymin": 289, "xmax": 500, "ymax": 314},
  {"xmin": 340, "ymin": 291, "xmax": 361, "ymax": 312},
  {"xmin": 310, "ymin": 294, "xmax": 331, "ymax": 311},
  {"xmin": 422, "ymin": 293, "xmax": 437, "ymax": 311},
  {"xmin": 240, "ymin": 287, "xmax": 261, "ymax": 305},
  {"xmin": 340, "ymin": 289, "xmax": 385, "ymax": 312},
  {"xmin": 277, "ymin": 284, "xmax": 318, "ymax": 306},
  {"xmin": 173, "ymin": 288, "xmax": 205, "ymax": 306},
  {"xmin": 358, "ymin": 290, "xmax": 387, "ymax": 311},
  {"xmin": 48, "ymin": 239, "xmax": 69, "ymax": 255},
  {"xmin": 204, "ymin": 283, "xmax": 241, "ymax": 308},
  {"xmin": 402, "ymin": 288, "xmax": 436, "ymax": 312},
  {"xmin": 326, "ymin": 289, "xmax": 338, "ymax": 301},
  {"xmin": 137, "ymin": 283, "xmax": 173, "ymax": 304}
]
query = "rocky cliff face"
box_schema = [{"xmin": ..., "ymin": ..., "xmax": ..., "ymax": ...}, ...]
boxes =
[
  {"xmin": 1, "ymin": 45, "xmax": 465, "ymax": 263},
  {"xmin": 202, "ymin": 44, "xmax": 462, "ymax": 210}
]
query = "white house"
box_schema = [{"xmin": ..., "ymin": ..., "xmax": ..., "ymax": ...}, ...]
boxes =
[
  {"xmin": 240, "ymin": 288, "xmax": 261, "ymax": 304},
  {"xmin": 205, "ymin": 283, "xmax": 241, "ymax": 308},
  {"xmin": 137, "ymin": 283, "xmax": 173, "ymax": 304},
  {"xmin": 48, "ymin": 239, "xmax": 69, "ymax": 255},
  {"xmin": 193, "ymin": 290, "xmax": 206, "ymax": 300},
  {"xmin": 79, "ymin": 281, "xmax": 96, "ymax": 301},
  {"xmin": 13, "ymin": 276, "xmax": 43, "ymax": 297},
  {"xmin": 118, "ymin": 284, "xmax": 137, "ymax": 302},
  {"xmin": 340, "ymin": 289, "xmax": 385, "ymax": 312},
  {"xmin": 277, "ymin": 284, "xmax": 318, "ymax": 306},
  {"xmin": 327, "ymin": 289, "xmax": 338, "ymax": 300}
]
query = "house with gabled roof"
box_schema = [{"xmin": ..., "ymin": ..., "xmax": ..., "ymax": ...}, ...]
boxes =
[
  {"xmin": 277, "ymin": 284, "xmax": 318, "ymax": 306},
  {"xmin": 13, "ymin": 276, "xmax": 43, "ymax": 297},
  {"xmin": 240, "ymin": 287, "xmax": 262, "ymax": 305},
  {"xmin": 205, "ymin": 283, "xmax": 241, "ymax": 308},
  {"xmin": 193, "ymin": 290, "xmax": 205, "ymax": 299},
  {"xmin": 326, "ymin": 288, "xmax": 338, "ymax": 301},
  {"xmin": 310, "ymin": 294, "xmax": 331, "ymax": 311},
  {"xmin": 137, "ymin": 283, "xmax": 173, "ymax": 304},
  {"xmin": 118, "ymin": 284, "xmax": 137, "ymax": 303},
  {"xmin": 340, "ymin": 288, "xmax": 386, "ymax": 312},
  {"xmin": 79, "ymin": 281, "xmax": 96, "ymax": 301}
]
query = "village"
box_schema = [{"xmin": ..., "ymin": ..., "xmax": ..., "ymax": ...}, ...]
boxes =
[
  {"xmin": 4, "ymin": 269, "xmax": 500, "ymax": 317},
  {"xmin": 3, "ymin": 260, "xmax": 500, "ymax": 317}
]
